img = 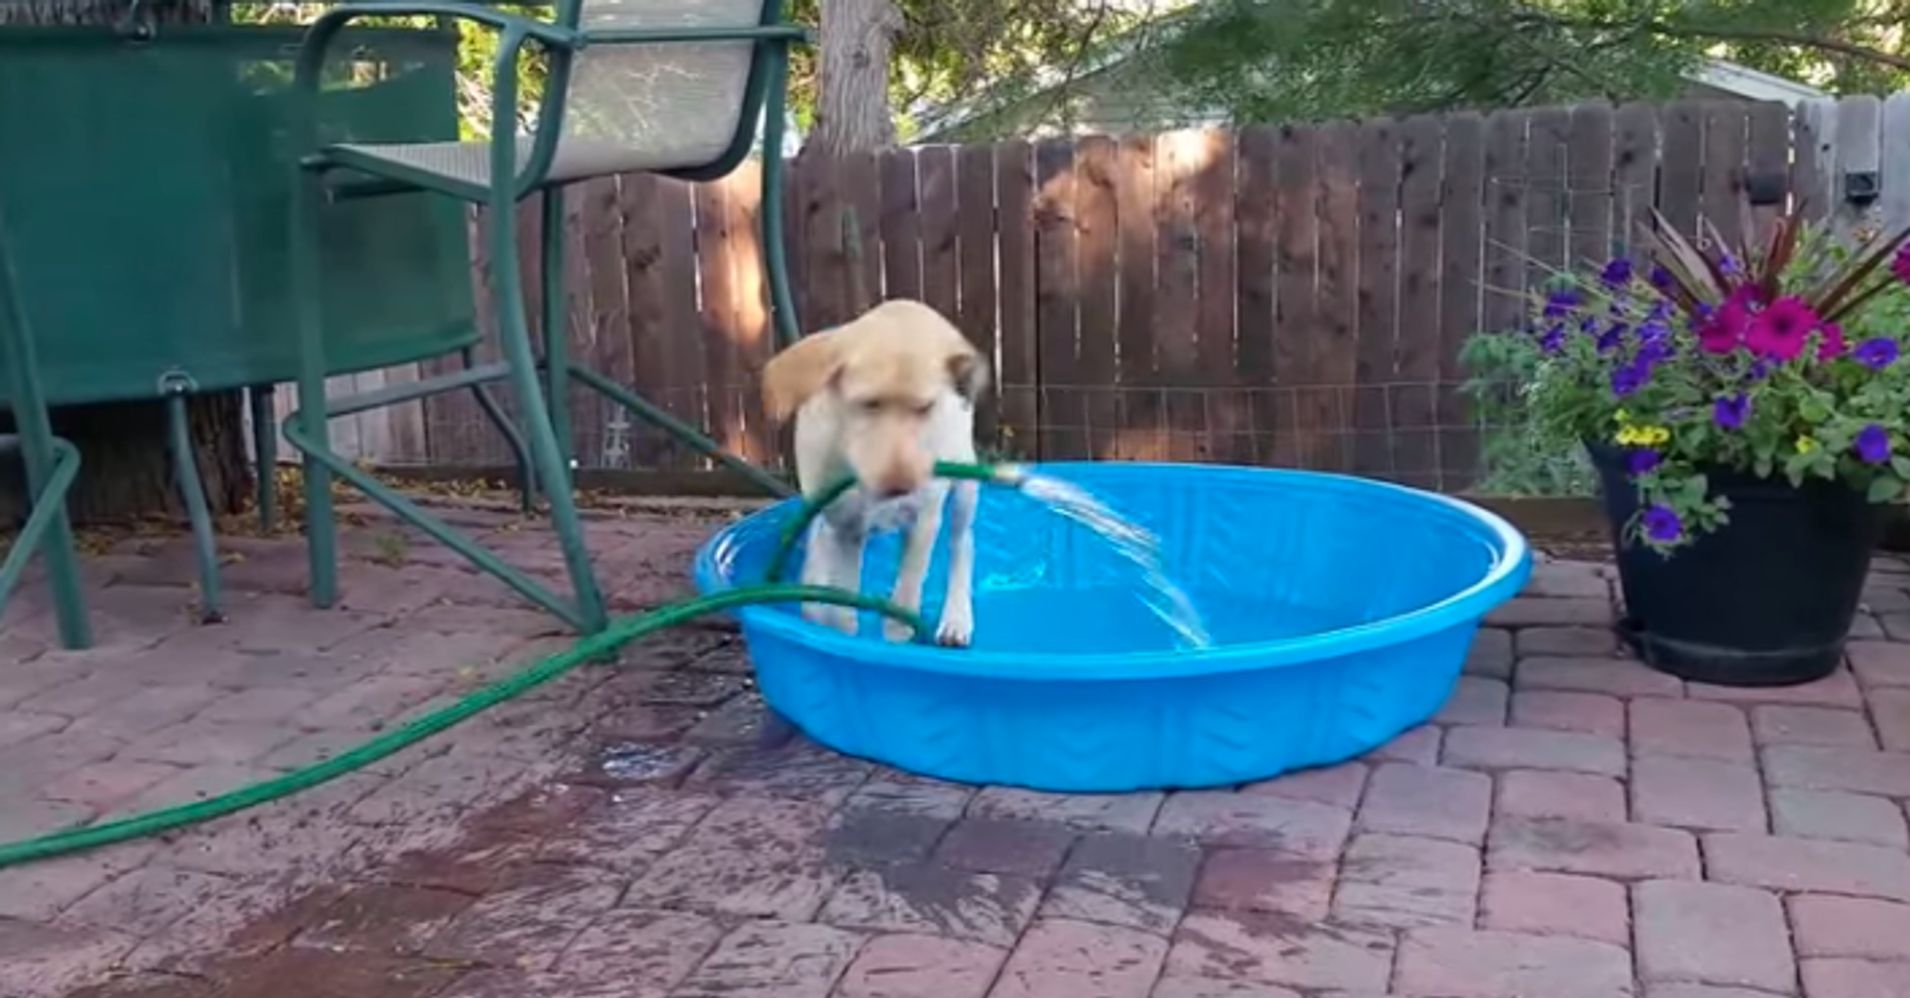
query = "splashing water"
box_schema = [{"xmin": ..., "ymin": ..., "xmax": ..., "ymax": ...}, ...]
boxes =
[{"xmin": 1017, "ymin": 473, "xmax": 1213, "ymax": 649}]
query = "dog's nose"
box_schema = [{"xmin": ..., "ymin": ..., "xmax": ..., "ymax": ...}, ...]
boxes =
[{"xmin": 876, "ymin": 481, "xmax": 913, "ymax": 499}]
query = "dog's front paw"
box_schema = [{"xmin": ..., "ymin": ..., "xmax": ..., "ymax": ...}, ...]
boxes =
[
  {"xmin": 935, "ymin": 603, "xmax": 974, "ymax": 648},
  {"xmin": 805, "ymin": 601, "xmax": 858, "ymax": 635},
  {"xmin": 883, "ymin": 615, "xmax": 916, "ymax": 644}
]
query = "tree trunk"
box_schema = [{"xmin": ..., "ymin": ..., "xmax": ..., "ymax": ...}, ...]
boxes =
[
  {"xmin": 0, "ymin": 0, "xmax": 251, "ymax": 529},
  {"xmin": 806, "ymin": 0, "xmax": 901, "ymax": 155}
]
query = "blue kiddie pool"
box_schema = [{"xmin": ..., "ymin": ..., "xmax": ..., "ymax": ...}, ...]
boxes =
[{"xmin": 694, "ymin": 463, "xmax": 1531, "ymax": 791}]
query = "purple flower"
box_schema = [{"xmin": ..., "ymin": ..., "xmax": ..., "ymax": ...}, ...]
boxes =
[
  {"xmin": 1539, "ymin": 323, "xmax": 1566, "ymax": 353},
  {"xmin": 1856, "ymin": 424, "xmax": 1892, "ymax": 465},
  {"xmin": 1650, "ymin": 265, "xmax": 1674, "ymax": 290},
  {"xmin": 1720, "ymin": 252, "xmax": 1742, "ymax": 277},
  {"xmin": 1626, "ymin": 448, "xmax": 1662, "ymax": 475},
  {"xmin": 1647, "ymin": 299, "xmax": 1672, "ymax": 322},
  {"xmin": 1748, "ymin": 358, "xmax": 1772, "ymax": 381},
  {"xmin": 1642, "ymin": 504, "xmax": 1683, "ymax": 543},
  {"xmin": 1597, "ymin": 321, "xmax": 1628, "ymax": 353},
  {"xmin": 1601, "ymin": 258, "xmax": 1634, "ymax": 287},
  {"xmin": 1542, "ymin": 288, "xmax": 1582, "ymax": 319},
  {"xmin": 1713, "ymin": 393, "xmax": 1749, "ymax": 430},
  {"xmin": 1855, "ymin": 337, "xmax": 1900, "ymax": 369},
  {"xmin": 1611, "ymin": 361, "xmax": 1649, "ymax": 397}
]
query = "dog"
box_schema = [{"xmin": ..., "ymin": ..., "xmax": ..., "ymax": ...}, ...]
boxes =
[{"xmin": 762, "ymin": 298, "xmax": 988, "ymax": 647}]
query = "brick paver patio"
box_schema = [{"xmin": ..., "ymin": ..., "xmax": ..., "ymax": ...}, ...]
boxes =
[{"xmin": 4, "ymin": 500, "xmax": 1910, "ymax": 997}]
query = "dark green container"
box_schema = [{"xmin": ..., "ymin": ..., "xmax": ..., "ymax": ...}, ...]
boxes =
[{"xmin": 0, "ymin": 23, "xmax": 476, "ymax": 405}]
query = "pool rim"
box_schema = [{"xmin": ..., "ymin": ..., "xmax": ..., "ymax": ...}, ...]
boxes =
[{"xmin": 692, "ymin": 462, "xmax": 1532, "ymax": 681}]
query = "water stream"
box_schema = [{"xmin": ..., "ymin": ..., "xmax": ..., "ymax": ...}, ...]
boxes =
[{"xmin": 1016, "ymin": 473, "xmax": 1213, "ymax": 650}]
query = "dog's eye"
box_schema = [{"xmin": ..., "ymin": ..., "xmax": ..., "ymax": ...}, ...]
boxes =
[
  {"xmin": 857, "ymin": 398, "xmax": 882, "ymax": 414},
  {"xmin": 912, "ymin": 401, "xmax": 934, "ymax": 416}
]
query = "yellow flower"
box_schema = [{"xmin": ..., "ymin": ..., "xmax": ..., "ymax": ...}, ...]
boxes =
[
  {"xmin": 1616, "ymin": 424, "xmax": 1670, "ymax": 447},
  {"xmin": 1613, "ymin": 408, "xmax": 1631, "ymax": 425},
  {"xmin": 1796, "ymin": 435, "xmax": 1820, "ymax": 454}
]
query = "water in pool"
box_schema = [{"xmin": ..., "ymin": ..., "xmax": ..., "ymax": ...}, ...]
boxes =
[
  {"xmin": 1017, "ymin": 473, "xmax": 1212, "ymax": 649},
  {"xmin": 965, "ymin": 587, "xmax": 1354, "ymax": 654}
]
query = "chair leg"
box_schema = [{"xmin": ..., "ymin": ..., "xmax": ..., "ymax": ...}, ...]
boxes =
[
  {"xmin": 494, "ymin": 192, "xmax": 605, "ymax": 633},
  {"xmin": 166, "ymin": 393, "xmax": 226, "ymax": 625},
  {"xmin": 465, "ymin": 347, "xmax": 535, "ymax": 512},
  {"xmin": 0, "ymin": 438, "xmax": 90, "ymax": 649},
  {"xmin": 249, "ymin": 384, "xmax": 279, "ymax": 532},
  {"xmin": 0, "ymin": 210, "xmax": 90, "ymax": 649},
  {"xmin": 290, "ymin": 167, "xmax": 337, "ymax": 608}
]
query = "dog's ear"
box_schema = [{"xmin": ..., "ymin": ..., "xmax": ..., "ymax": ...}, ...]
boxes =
[
  {"xmin": 947, "ymin": 343, "xmax": 989, "ymax": 404},
  {"xmin": 763, "ymin": 329, "xmax": 843, "ymax": 422}
]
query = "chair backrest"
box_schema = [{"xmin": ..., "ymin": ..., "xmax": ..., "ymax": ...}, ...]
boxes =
[{"xmin": 560, "ymin": 0, "xmax": 769, "ymax": 176}]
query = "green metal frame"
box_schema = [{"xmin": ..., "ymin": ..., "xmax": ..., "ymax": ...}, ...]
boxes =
[
  {"xmin": 287, "ymin": 0, "xmax": 804, "ymax": 633},
  {"xmin": 0, "ymin": 215, "xmax": 91, "ymax": 650}
]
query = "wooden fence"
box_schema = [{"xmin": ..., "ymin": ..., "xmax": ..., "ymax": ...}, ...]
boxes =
[{"xmin": 284, "ymin": 92, "xmax": 1910, "ymax": 491}]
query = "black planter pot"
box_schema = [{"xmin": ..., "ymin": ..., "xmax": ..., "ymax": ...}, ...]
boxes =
[{"xmin": 1587, "ymin": 442, "xmax": 1880, "ymax": 686}]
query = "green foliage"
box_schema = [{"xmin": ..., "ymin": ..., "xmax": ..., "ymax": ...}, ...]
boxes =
[
  {"xmin": 1465, "ymin": 213, "xmax": 1910, "ymax": 556},
  {"xmin": 1139, "ymin": 0, "xmax": 1910, "ymax": 124}
]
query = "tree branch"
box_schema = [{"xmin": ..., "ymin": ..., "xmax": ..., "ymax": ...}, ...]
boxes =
[{"xmin": 1644, "ymin": 22, "xmax": 1910, "ymax": 72}]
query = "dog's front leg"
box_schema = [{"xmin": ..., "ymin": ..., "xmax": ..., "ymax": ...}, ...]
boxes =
[
  {"xmin": 936, "ymin": 479, "xmax": 979, "ymax": 647},
  {"xmin": 802, "ymin": 514, "xmax": 864, "ymax": 635},
  {"xmin": 885, "ymin": 484, "xmax": 948, "ymax": 643}
]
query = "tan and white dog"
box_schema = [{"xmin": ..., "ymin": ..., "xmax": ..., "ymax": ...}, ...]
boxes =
[{"xmin": 762, "ymin": 299, "xmax": 988, "ymax": 646}]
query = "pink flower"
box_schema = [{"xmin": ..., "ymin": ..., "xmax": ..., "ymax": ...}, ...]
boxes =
[
  {"xmin": 1893, "ymin": 243, "xmax": 1910, "ymax": 285},
  {"xmin": 1817, "ymin": 322, "xmax": 1847, "ymax": 361},
  {"xmin": 1745, "ymin": 296, "xmax": 1822, "ymax": 362},
  {"xmin": 1698, "ymin": 286, "xmax": 1761, "ymax": 354}
]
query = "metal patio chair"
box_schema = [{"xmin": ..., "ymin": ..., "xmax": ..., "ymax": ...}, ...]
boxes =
[
  {"xmin": 0, "ymin": 218, "xmax": 91, "ymax": 650},
  {"xmin": 288, "ymin": 0, "xmax": 804, "ymax": 634}
]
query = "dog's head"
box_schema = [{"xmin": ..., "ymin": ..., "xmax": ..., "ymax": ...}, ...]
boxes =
[{"xmin": 763, "ymin": 298, "xmax": 988, "ymax": 497}]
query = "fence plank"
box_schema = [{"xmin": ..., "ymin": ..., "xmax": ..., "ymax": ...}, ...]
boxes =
[
  {"xmin": 1353, "ymin": 119, "xmax": 1401, "ymax": 475},
  {"xmin": 618, "ymin": 173, "xmax": 674, "ymax": 468},
  {"xmin": 725, "ymin": 163, "xmax": 775, "ymax": 464},
  {"xmin": 1834, "ymin": 95, "xmax": 1883, "ymax": 240},
  {"xmin": 995, "ymin": 140, "xmax": 1038, "ymax": 459},
  {"xmin": 1659, "ymin": 101, "xmax": 1704, "ymax": 238},
  {"xmin": 1701, "ymin": 102, "xmax": 1749, "ymax": 246},
  {"xmin": 381, "ymin": 363, "xmax": 428, "ymax": 463},
  {"xmin": 797, "ymin": 154, "xmax": 847, "ymax": 330},
  {"xmin": 1881, "ymin": 92, "xmax": 1910, "ymax": 234},
  {"xmin": 842, "ymin": 152, "xmax": 883, "ymax": 315},
  {"xmin": 1272, "ymin": 123, "xmax": 1320, "ymax": 468},
  {"xmin": 955, "ymin": 144, "xmax": 1000, "ymax": 444},
  {"xmin": 918, "ymin": 145, "xmax": 960, "ymax": 320},
  {"xmin": 1524, "ymin": 107, "xmax": 1570, "ymax": 285},
  {"xmin": 1394, "ymin": 114, "xmax": 1444, "ymax": 485},
  {"xmin": 1313, "ymin": 123, "xmax": 1358, "ymax": 472},
  {"xmin": 1481, "ymin": 110, "xmax": 1529, "ymax": 334},
  {"xmin": 1236, "ymin": 124, "xmax": 1279, "ymax": 465},
  {"xmin": 581, "ymin": 175, "xmax": 630, "ymax": 468},
  {"xmin": 1076, "ymin": 134, "xmax": 1120, "ymax": 459},
  {"xmin": 880, "ymin": 148, "xmax": 922, "ymax": 300},
  {"xmin": 1611, "ymin": 103, "xmax": 1658, "ymax": 257},
  {"xmin": 1747, "ymin": 101, "xmax": 1790, "ymax": 245},
  {"xmin": 1794, "ymin": 99, "xmax": 1838, "ymax": 224},
  {"xmin": 694, "ymin": 179, "xmax": 741, "ymax": 463},
  {"xmin": 1439, "ymin": 110, "xmax": 1486, "ymax": 490},
  {"xmin": 1567, "ymin": 103, "xmax": 1614, "ymax": 271},
  {"xmin": 655, "ymin": 178, "xmax": 705, "ymax": 469},
  {"xmin": 1194, "ymin": 129, "xmax": 1241, "ymax": 463},
  {"xmin": 1033, "ymin": 140, "xmax": 1081, "ymax": 459},
  {"xmin": 1115, "ymin": 132, "xmax": 1160, "ymax": 460},
  {"xmin": 1154, "ymin": 130, "xmax": 1202, "ymax": 460}
]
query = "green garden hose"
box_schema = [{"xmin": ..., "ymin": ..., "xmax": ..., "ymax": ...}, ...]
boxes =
[
  {"xmin": 0, "ymin": 460, "xmax": 1024, "ymax": 870},
  {"xmin": 0, "ymin": 585, "xmax": 926, "ymax": 870},
  {"xmin": 764, "ymin": 460, "xmax": 1027, "ymax": 582}
]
